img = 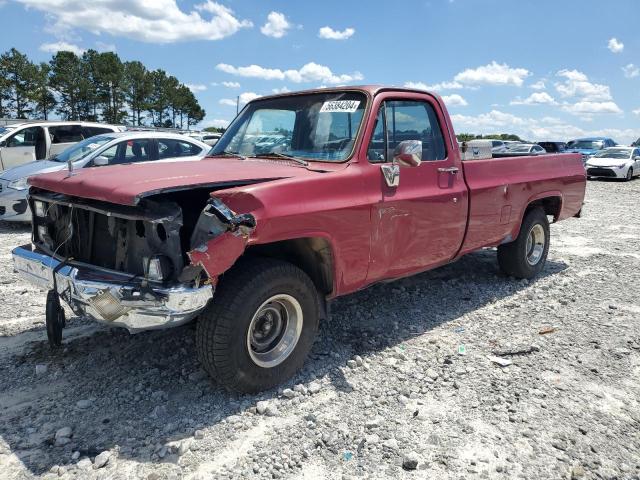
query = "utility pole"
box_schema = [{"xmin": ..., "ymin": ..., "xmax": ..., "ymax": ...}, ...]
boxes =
[{"xmin": 236, "ymin": 96, "xmax": 239, "ymax": 115}]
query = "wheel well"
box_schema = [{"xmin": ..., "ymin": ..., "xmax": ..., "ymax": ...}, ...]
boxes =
[
  {"xmin": 525, "ymin": 196, "xmax": 561, "ymax": 222},
  {"xmin": 245, "ymin": 238, "xmax": 335, "ymax": 295}
]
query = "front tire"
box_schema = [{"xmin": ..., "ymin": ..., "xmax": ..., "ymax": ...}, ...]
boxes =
[
  {"xmin": 497, "ymin": 207, "xmax": 550, "ymax": 279},
  {"xmin": 626, "ymin": 168, "xmax": 633, "ymax": 181},
  {"xmin": 196, "ymin": 258, "xmax": 319, "ymax": 393}
]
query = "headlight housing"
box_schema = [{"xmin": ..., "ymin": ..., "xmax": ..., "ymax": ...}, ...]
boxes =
[
  {"xmin": 8, "ymin": 177, "xmax": 28, "ymax": 190},
  {"xmin": 616, "ymin": 164, "xmax": 626, "ymax": 169}
]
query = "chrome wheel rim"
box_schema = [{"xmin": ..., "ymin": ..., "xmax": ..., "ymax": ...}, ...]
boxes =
[
  {"xmin": 526, "ymin": 224, "xmax": 545, "ymax": 266},
  {"xmin": 247, "ymin": 294, "xmax": 303, "ymax": 368}
]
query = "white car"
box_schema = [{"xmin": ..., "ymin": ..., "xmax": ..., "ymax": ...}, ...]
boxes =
[
  {"xmin": 0, "ymin": 121, "xmax": 123, "ymax": 172},
  {"xmin": 0, "ymin": 131, "xmax": 210, "ymax": 222},
  {"xmin": 585, "ymin": 147, "xmax": 640, "ymax": 181}
]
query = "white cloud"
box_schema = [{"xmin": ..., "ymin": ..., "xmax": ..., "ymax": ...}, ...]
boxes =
[
  {"xmin": 203, "ymin": 118, "xmax": 230, "ymax": 128},
  {"xmin": 272, "ymin": 87, "xmax": 290, "ymax": 94},
  {"xmin": 454, "ymin": 61, "xmax": 531, "ymax": 87},
  {"xmin": 510, "ymin": 92, "xmax": 557, "ymax": 106},
  {"xmin": 219, "ymin": 91, "xmax": 260, "ymax": 107},
  {"xmin": 530, "ymin": 80, "xmax": 546, "ymax": 90},
  {"xmin": 186, "ymin": 83, "xmax": 207, "ymax": 92},
  {"xmin": 622, "ymin": 63, "xmax": 639, "ymax": 79},
  {"xmin": 222, "ymin": 81, "xmax": 240, "ymax": 88},
  {"xmin": 633, "ymin": 108, "xmax": 640, "ymax": 116},
  {"xmin": 216, "ymin": 62, "xmax": 363, "ymax": 85},
  {"xmin": 441, "ymin": 94, "xmax": 468, "ymax": 107},
  {"xmin": 607, "ymin": 37, "xmax": 624, "ymax": 53},
  {"xmin": 39, "ymin": 41, "xmax": 85, "ymax": 55},
  {"xmin": 318, "ymin": 26, "xmax": 355, "ymax": 40},
  {"xmin": 260, "ymin": 11, "xmax": 291, "ymax": 38},
  {"xmin": 95, "ymin": 41, "xmax": 116, "ymax": 52},
  {"xmin": 555, "ymin": 69, "xmax": 612, "ymax": 101},
  {"xmin": 19, "ymin": 0, "xmax": 252, "ymax": 43},
  {"xmin": 451, "ymin": 110, "xmax": 637, "ymax": 143},
  {"xmin": 404, "ymin": 80, "xmax": 463, "ymax": 91},
  {"xmin": 562, "ymin": 100, "xmax": 623, "ymax": 115}
]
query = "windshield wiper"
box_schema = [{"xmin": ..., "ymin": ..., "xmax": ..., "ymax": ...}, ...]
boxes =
[
  {"xmin": 248, "ymin": 152, "xmax": 309, "ymax": 166},
  {"xmin": 210, "ymin": 150, "xmax": 246, "ymax": 160}
]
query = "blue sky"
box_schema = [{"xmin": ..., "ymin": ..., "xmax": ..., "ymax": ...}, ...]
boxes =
[{"xmin": 1, "ymin": 0, "xmax": 639, "ymax": 142}]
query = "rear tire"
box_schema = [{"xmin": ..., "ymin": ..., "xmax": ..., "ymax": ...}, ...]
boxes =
[
  {"xmin": 196, "ymin": 257, "xmax": 319, "ymax": 393},
  {"xmin": 497, "ymin": 207, "xmax": 550, "ymax": 279}
]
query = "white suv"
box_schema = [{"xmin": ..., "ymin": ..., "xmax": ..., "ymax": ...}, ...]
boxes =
[{"xmin": 0, "ymin": 121, "xmax": 123, "ymax": 172}]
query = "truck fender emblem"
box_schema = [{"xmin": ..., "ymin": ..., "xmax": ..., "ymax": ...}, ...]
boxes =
[{"xmin": 381, "ymin": 164, "xmax": 400, "ymax": 188}]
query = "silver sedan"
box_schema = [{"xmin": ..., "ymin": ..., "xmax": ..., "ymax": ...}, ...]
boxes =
[{"xmin": 0, "ymin": 131, "xmax": 210, "ymax": 222}]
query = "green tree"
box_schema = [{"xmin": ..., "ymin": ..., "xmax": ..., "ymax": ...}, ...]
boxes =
[
  {"xmin": 123, "ymin": 61, "xmax": 151, "ymax": 125},
  {"xmin": 93, "ymin": 52, "xmax": 126, "ymax": 123},
  {"xmin": 30, "ymin": 62, "xmax": 56, "ymax": 120},
  {"xmin": 147, "ymin": 69, "xmax": 170, "ymax": 127},
  {"xmin": 49, "ymin": 51, "xmax": 85, "ymax": 120},
  {"xmin": 0, "ymin": 48, "xmax": 37, "ymax": 118}
]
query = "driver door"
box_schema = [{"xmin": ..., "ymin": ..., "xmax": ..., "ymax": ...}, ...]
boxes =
[{"xmin": 365, "ymin": 95, "xmax": 468, "ymax": 281}]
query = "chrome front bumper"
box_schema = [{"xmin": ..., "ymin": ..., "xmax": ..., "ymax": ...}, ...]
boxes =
[{"xmin": 12, "ymin": 245, "xmax": 213, "ymax": 332}]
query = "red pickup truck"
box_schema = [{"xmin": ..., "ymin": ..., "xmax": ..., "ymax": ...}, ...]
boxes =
[{"xmin": 13, "ymin": 86, "xmax": 585, "ymax": 393}]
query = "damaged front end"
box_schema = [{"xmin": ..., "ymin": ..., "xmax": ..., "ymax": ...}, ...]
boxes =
[{"xmin": 12, "ymin": 189, "xmax": 256, "ymax": 333}]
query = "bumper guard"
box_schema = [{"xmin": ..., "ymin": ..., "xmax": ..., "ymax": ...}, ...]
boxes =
[{"xmin": 12, "ymin": 245, "xmax": 213, "ymax": 332}]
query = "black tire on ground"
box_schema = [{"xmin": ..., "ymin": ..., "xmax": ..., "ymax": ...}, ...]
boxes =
[
  {"xmin": 196, "ymin": 257, "xmax": 320, "ymax": 393},
  {"xmin": 626, "ymin": 168, "xmax": 633, "ymax": 181},
  {"xmin": 497, "ymin": 207, "xmax": 550, "ymax": 279}
]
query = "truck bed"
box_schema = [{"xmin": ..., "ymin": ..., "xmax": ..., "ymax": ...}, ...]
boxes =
[{"xmin": 458, "ymin": 153, "xmax": 585, "ymax": 256}]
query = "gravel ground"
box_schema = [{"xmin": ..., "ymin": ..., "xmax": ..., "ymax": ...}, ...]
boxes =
[{"xmin": 0, "ymin": 179, "xmax": 639, "ymax": 480}]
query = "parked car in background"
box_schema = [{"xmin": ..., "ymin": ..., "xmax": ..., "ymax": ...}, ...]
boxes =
[
  {"xmin": 631, "ymin": 137, "xmax": 640, "ymax": 147},
  {"xmin": 502, "ymin": 140, "xmax": 523, "ymax": 149},
  {"xmin": 537, "ymin": 141, "xmax": 567, "ymax": 153},
  {"xmin": 0, "ymin": 132, "xmax": 209, "ymax": 222},
  {"xmin": 488, "ymin": 139, "xmax": 509, "ymax": 154},
  {"xmin": 566, "ymin": 137, "xmax": 617, "ymax": 163},
  {"xmin": 187, "ymin": 132, "xmax": 222, "ymax": 146},
  {"xmin": 0, "ymin": 121, "xmax": 122, "ymax": 172},
  {"xmin": 502, "ymin": 144, "xmax": 547, "ymax": 156},
  {"xmin": 585, "ymin": 147, "xmax": 640, "ymax": 181}
]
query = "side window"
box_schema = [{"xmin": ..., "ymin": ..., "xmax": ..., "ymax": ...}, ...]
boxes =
[
  {"xmin": 158, "ymin": 139, "xmax": 202, "ymax": 159},
  {"xmin": 81, "ymin": 126, "xmax": 114, "ymax": 138},
  {"xmin": 121, "ymin": 139, "xmax": 153, "ymax": 163},
  {"xmin": 385, "ymin": 100, "xmax": 446, "ymax": 161},
  {"xmin": 6, "ymin": 127, "xmax": 40, "ymax": 147},
  {"xmin": 91, "ymin": 144, "xmax": 121, "ymax": 166},
  {"xmin": 367, "ymin": 100, "xmax": 447, "ymax": 162},
  {"xmin": 49, "ymin": 125, "xmax": 83, "ymax": 144}
]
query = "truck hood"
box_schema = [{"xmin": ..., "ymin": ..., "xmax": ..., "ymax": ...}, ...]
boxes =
[
  {"xmin": 28, "ymin": 156, "xmax": 336, "ymax": 206},
  {"xmin": 0, "ymin": 160, "xmax": 65, "ymax": 181}
]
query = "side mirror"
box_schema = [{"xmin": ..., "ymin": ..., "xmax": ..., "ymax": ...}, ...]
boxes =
[
  {"xmin": 393, "ymin": 140, "xmax": 422, "ymax": 167},
  {"xmin": 635, "ymin": 156, "xmax": 640, "ymax": 161},
  {"xmin": 93, "ymin": 155, "xmax": 109, "ymax": 166}
]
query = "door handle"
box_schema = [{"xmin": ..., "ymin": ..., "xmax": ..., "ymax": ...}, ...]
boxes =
[{"xmin": 438, "ymin": 166, "xmax": 459, "ymax": 174}]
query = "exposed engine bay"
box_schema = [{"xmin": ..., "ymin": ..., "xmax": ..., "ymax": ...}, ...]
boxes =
[{"xmin": 28, "ymin": 188, "xmax": 256, "ymax": 286}]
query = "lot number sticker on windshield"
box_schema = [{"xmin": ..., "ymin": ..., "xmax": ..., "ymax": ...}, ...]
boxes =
[{"xmin": 320, "ymin": 100, "xmax": 361, "ymax": 113}]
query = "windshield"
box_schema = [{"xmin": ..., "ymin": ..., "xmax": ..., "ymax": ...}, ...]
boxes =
[
  {"xmin": 52, "ymin": 135, "xmax": 115, "ymax": 162},
  {"xmin": 593, "ymin": 149, "xmax": 631, "ymax": 159},
  {"xmin": 212, "ymin": 92, "xmax": 367, "ymax": 162},
  {"xmin": 569, "ymin": 140, "xmax": 604, "ymax": 150}
]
